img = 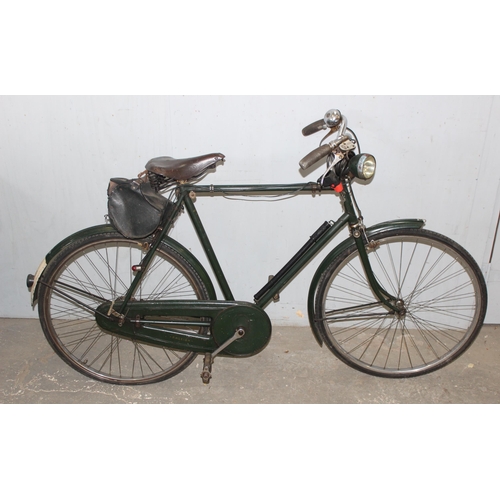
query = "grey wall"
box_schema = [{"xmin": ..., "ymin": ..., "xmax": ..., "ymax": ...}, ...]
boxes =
[{"xmin": 2, "ymin": 96, "xmax": 499, "ymax": 323}]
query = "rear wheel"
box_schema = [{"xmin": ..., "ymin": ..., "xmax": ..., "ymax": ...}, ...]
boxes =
[
  {"xmin": 38, "ymin": 231, "xmax": 210, "ymax": 385},
  {"xmin": 314, "ymin": 229, "xmax": 487, "ymax": 377}
]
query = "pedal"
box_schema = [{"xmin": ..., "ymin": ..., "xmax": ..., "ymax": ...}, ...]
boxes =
[
  {"xmin": 200, "ymin": 328, "xmax": 246, "ymax": 384},
  {"xmin": 200, "ymin": 353, "xmax": 212, "ymax": 385}
]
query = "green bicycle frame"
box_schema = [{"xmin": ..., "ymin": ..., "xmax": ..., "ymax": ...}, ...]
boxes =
[{"xmin": 117, "ymin": 180, "xmax": 403, "ymax": 315}]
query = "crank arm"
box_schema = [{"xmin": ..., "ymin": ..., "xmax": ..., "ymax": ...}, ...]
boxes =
[
  {"xmin": 200, "ymin": 328, "xmax": 245, "ymax": 384},
  {"xmin": 211, "ymin": 328, "xmax": 245, "ymax": 359}
]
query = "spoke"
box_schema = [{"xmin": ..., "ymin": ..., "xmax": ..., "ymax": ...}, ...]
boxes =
[
  {"xmin": 359, "ymin": 317, "xmax": 396, "ymax": 365},
  {"xmin": 67, "ymin": 263, "xmax": 105, "ymax": 300},
  {"xmin": 398, "ymin": 242, "xmax": 418, "ymax": 296},
  {"xmin": 373, "ymin": 246, "xmax": 400, "ymax": 297},
  {"xmin": 407, "ymin": 312, "xmax": 466, "ymax": 343},
  {"xmin": 93, "ymin": 246, "xmax": 130, "ymax": 296},
  {"xmin": 407, "ymin": 269, "xmax": 471, "ymax": 308},
  {"xmin": 383, "ymin": 321, "xmax": 399, "ymax": 369},
  {"xmin": 42, "ymin": 236, "xmax": 208, "ymax": 383},
  {"xmin": 406, "ymin": 248, "xmax": 449, "ymax": 305},
  {"xmin": 136, "ymin": 343, "xmax": 172, "ymax": 372},
  {"xmin": 332, "ymin": 311, "xmax": 386, "ymax": 341},
  {"xmin": 90, "ymin": 335, "xmax": 120, "ymax": 375},
  {"xmin": 131, "ymin": 343, "xmax": 159, "ymax": 378},
  {"xmin": 319, "ymin": 231, "xmax": 483, "ymax": 376},
  {"xmin": 52, "ymin": 279, "xmax": 105, "ymax": 303},
  {"xmin": 77, "ymin": 325, "xmax": 106, "ymax": 360}
]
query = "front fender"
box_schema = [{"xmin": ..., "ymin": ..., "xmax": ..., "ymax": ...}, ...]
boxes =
[
  {"xmin": 307, "ymin": 218, "xmax": 426, "ymax": 346},
  {"xmin": 30, "ymin": 224, "xmax": 216, "ymax": 306}
]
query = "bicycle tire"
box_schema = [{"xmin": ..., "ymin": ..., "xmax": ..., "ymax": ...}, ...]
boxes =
[
  {"xmin": 38, "ymin": 231, "xmax": 210, "ymax": 385},
  {"xmin": 314, "ymin": 228, "xmax": 487, "ymax": 377}
]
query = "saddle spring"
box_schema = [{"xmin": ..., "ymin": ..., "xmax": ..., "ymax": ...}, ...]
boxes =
[{"xmin": 147, "ymin": 171, "xmax": 173, "ymax": 192}]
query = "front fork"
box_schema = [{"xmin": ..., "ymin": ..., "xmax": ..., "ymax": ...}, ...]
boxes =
[
  {"xmin": 342, "ymin": 182, "xmax": 404, "ymax": 315},
  {"xmin": 350, "ymin": 220, "xmax": 405, "ymax": 315}
]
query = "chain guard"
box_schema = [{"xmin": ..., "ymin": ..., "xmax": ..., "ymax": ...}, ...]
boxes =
[
  {"xmin": 212, "ymin": 304, "xmax": 272, "ymax": 357},
  {"xmin": 95, "ymin": 300, "xmax": 272, "ymax": 357}
]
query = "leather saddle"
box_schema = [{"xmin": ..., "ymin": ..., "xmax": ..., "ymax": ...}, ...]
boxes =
[{"xmin": 145, "ymin": 153, "xmax": 225, "ymax": 181}]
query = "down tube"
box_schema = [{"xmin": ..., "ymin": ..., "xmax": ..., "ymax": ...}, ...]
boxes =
[{"xmin": 254, "ymin": 213, "xmax": 351, "ymax": 309}]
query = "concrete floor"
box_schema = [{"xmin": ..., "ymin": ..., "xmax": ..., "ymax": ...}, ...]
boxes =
[{"xmin": 1, "ymin": 317, "xmax": 499, "ymax": 404}]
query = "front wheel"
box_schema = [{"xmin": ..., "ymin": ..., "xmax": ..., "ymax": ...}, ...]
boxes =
[{"xmin": 314, "ymin": 228, "xmax": 487, "ymax": 377}]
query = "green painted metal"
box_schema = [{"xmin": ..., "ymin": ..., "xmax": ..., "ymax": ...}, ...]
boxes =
[
  {"xmin": 45, "ymin": 224, "xmax": 117, "ymax": 263},
  {"xmin": 33, "ymin": 224, "xmax": 217, "ymax": 304},
  {"xmin": 178, "ymin": 183, "xmax": 355, "ymax": 310},
  {"xmin": 306, "ymin": 218, "xmax": 426, "ymax": 346},
  {"xmin": 254, "ymin": 214, "xmax": 351, "ymax": 308},
  {"xmin": 183, "ymin": 193, "xmax": 235, "ymax": 301},
  {"xmin": 95, "ymin": 299, "xmax": 272, "ymax": 356},
  {"xmin": 211, "ymin": 303, "xmax": 272, "ymax": 356},
  {"xmin": 96, "ymin": 306, "xmax": 216, "ymax": 352},
  {"xmin": 190, "ymin": 183, "xmax": 321, "ymax": 195},
  {"xmin": 163, "ymin": 237, "xmax": 217, "ymax": 300},
  {"xmin": 36, "ymin": 177, "xmax": 427, "ymax": 355},
  {"xmin": 332, "ymin": 185, "xmax": 418, "ymax": 311},
  {"xmin": 116, "ymin": 194, "xmax": 187, "ymax": 312},
  {"xmin": 30, "ymin": 225, "xmax": 120, "ymax": 304}
]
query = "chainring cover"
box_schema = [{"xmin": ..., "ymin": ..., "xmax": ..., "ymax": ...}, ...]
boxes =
[{"xmin": 212, "ymin": 304, "xmax": 272, "ymax": 357}]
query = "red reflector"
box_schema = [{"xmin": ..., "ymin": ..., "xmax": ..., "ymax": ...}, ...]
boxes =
[{"xmin": 332, "ymin": 184, "xmax": 343, "ymax": 193}]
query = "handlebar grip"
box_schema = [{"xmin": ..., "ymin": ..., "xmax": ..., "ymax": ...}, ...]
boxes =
[
  {"xmin": 299, "ymin": 144, "xmax": 332, "ymax": 170},
  {"xmin": 302, "ymin": 119, "xmax": 326, "ymax": 137}
]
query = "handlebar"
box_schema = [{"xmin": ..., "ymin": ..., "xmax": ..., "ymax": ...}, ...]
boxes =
[
  {"xmin": 299, "ymin": 144, "xmax": 332, "ymax": 170},
  {"xmin": 300, "ymin": 109, "xmax": 348, "ymax": 169},
  {"xmin": 302, "ymin": 119, "xmax": 327, "ymax": 137},
  {"xmin": 299, "ymin": 134, "xmax": 351, "ymax": 170}
]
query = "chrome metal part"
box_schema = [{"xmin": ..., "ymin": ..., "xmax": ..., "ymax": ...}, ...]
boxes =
[
  {"xmin": 211, "ymin": 328, "xmax": 246, "ymax": 358},
  {"xmin": 106, "ymin": 302, "xmax": 125, "ymax": 327},
  {"xmin": 201, "ymin": 353, "xmax": 212, "ymax": 384},
  {"xmin": 339, "ymin": 139, "xmax": 356, "ymax": 152},
  {"xmin": 200, "ymin": 328, "xmax": 246, "ymax": 384},
  {"xmin": 324, "ymin": 109, "xmax": 342, "ymax": 128}
]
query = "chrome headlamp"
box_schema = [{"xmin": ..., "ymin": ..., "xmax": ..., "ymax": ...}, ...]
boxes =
[{"xmin": 348, "ymin": 154, "xmax": 376, "ymax": 180}]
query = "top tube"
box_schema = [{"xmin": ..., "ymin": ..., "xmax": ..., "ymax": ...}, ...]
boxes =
[{"xmin": 186, "ymin": 182, "xmax": 327, "ymax": 195}]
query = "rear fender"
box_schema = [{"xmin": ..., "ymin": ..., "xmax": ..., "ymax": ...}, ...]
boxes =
[
  {"xmin": 30, "ymin": 224, "xmax": 216, "ymax": 306},
  {"xmin": 307, "ymin": 218, "xmax": 426, "ymax": 346}
]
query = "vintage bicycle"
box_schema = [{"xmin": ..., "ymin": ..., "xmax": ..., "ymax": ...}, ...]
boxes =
[{"xmin": 27, "ymin": 109, "xmax": 488, "ymax": 385}]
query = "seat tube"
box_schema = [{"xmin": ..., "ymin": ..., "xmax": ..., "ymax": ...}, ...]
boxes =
[
  {"xmin": 116, "ymin": 197, "xmax": 185, "ymax": 313},
  {"xmin": 183, "ymin": 192, "xmax": 235, "ymax": 301}
]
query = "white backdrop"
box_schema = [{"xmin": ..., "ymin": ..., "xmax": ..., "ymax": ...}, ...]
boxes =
[{"xmin": 1, "ymin": 96, "xmax": 499, "ymax": 324}]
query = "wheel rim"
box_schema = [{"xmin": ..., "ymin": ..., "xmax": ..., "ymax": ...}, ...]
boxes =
[
  {"xmin": 42, "ymin": 238, "xmax": 207, "ymax": 384},
  {"xmin": 319, "ymin": 233, "xmax": 483, "ymax": 376}
]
